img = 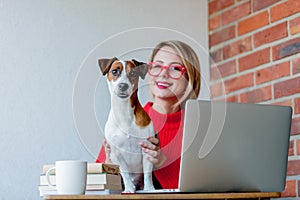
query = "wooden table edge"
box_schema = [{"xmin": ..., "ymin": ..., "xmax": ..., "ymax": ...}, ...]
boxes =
[{"xmin": 44, "ymin": 192, "xmax": 281, "ymax": 199}]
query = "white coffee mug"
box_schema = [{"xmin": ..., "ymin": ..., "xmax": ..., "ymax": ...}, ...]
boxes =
[{"xmin": 46, "ymin": 160, "xmax": 87, "ymax": 195}]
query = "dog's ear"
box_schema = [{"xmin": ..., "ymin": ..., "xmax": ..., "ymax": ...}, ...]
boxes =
[
  {"xmin": 132, "ymin": 59, "xmax": 149, "ymax": 80},
  {"xmin": 98, "ymin": 57, "xmax": 118, "ymax": 76}
]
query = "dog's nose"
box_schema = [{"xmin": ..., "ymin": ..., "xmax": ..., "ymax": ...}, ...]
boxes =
[{"xmin": 118, "ymin": 83, "xmax": 129, "ymax": 92}]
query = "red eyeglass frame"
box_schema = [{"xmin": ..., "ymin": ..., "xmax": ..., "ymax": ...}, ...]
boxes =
[{"xmin": 148, "ymin": 62, "xmax": 186, "ymax": 80}]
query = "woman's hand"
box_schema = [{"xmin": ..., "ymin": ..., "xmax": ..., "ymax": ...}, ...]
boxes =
[
  {"xmin": 103, "ymin": 138, "xmax": 113, "ymax": 164},
  {"xmin": 140, "ymin": 136, "xmax": 166, "ymax": 169}
]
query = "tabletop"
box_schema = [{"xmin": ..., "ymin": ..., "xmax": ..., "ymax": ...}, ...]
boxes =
[{"xmin": 44, "ymin": 192, "xmax": 281, "ymax": 199}]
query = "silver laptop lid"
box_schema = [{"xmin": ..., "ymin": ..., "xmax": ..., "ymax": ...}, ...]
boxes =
[{"xmin": 179, "ymin": 100, "xmax": 292, "ymax": 192}]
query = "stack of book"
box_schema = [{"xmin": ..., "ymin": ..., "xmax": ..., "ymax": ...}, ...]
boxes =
[{"xmin": 38, "ymin": 162, "xmax": 122, "ymax": 196}]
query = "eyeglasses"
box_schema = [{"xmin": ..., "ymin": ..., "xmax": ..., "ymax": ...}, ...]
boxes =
[{"xmin": 148, "ymin": 62, "xmax": 186, "ymax": 80}]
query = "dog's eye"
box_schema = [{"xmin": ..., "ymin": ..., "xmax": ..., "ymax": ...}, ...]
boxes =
[
  {"xmin": 111, "ymin": 69, "xmax": 120, "ymax": 76},
  {"xmin": 129, "ymin": 70, "xmax": 137, "ymax": 77}
]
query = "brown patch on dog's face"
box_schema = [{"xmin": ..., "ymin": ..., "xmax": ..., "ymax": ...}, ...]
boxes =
[
  {"xmin": 125, "ymin": 61, "xmax": 139, "ymax": 88},
  {"xmin": 98, "ymin": 57, "xmax": 118, "ymax": 76},
  {"xmin": 107, "ymin": 60, "xmax": 140, "ymax": 85},
  {"xmin": 107, "ymin": 61, "xmax": 123, "ymax": 81}
]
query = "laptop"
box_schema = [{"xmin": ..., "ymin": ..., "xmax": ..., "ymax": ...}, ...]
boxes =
[{"xmin": 137, "ymin": 100, "xmax": 292, "ymax": 193}]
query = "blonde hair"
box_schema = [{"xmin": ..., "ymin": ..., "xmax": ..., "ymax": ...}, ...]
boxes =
[{"xmin": 149, "ymin": 40, "xmax": 201, "ymax": 109}]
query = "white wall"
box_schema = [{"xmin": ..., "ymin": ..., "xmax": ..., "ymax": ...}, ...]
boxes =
[{"xmin": 0, "ymin": 0, "xmax": 208, "ymax": 199}]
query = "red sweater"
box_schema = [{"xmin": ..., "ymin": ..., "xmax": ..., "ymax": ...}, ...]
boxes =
[{"xmin": 96, "ymin": 102, "xmax": 184, "ymax": 189}]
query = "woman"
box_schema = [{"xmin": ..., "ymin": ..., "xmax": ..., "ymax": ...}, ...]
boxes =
[{"xmin": 96, "ymin": 40, "xmax": 201, "ymax": 189}]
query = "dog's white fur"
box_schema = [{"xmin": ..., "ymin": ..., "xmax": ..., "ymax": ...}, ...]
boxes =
[{"xmin": 99, "ymin": 58, "xmax": 155, "ymax": 193}]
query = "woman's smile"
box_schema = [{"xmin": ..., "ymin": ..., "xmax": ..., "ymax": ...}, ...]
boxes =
[{"xmin": 156, "ymin": 81, "xmax": 172, "ymax": 89}]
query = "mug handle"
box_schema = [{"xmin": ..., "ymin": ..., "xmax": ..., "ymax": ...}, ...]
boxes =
[{"xmin": 46, "ymin": 167, "xmax": 57, "ymax": 190}]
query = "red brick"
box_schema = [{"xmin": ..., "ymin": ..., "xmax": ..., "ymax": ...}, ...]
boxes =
[
  {"xmin": 239, "ymin": 85, "xmax": 272, "ymax": 103},
  {"xmin": 223, "ymin": 36, "xmax": 252, "ymax": 59},
  {"xmin": 253, "ymin": 0, "xmax": 281, "ymax": 11},
  {"xmin": 210, "ymin": 48, "xmax": 222, "ymax": 63},
  {"xmin": 210, "ymin": 67, "xmax": 219, "ymax": 81},
  {"xmin": 226, "ymin": 95, "xmax": 238, "ymax": 102},
  {"xmin": 238, "ymin": 11, "xmax": 269, "ymax": 35},
  {"xmin": 274, "ymin": 77, "xmax": 300, "ymax": 98},
  {"xmin": 291, "ymin": 117, "xmax": 300, "ymax": 135},
  {"xmin": 209, "ymin": 0, "xmax": 234, "ymax": 15},
  {"xmin": 254, "ymin": 22, "xmax": 288, "ymax": 48},
  {"xmin": 287, "ymin": 159, "xmax": 300, "ymax": 175},
  {"xmin": 271, "ymin": 0, "xmax": 300, "ymax": 22},
  {"xmin": 211, "ymin": 60, "xmax": 236, "ymax": 81},
  {"xmin": 297, "ymin": 139, "xmax": 300, "ymax": 155},
  {"xmin": 255, "ymin": 61, "xmax": 290, "ymax": 85},
  {"xmin": 209, "ymin": 14, "xmax": 221, "ymax": 31},
  {"xmin": 238, "ymin": 48, "xmax": 270, "ymax": 72},
  {"xmin": 295, "ymin": 97, "xmax": 300, "ymax": 114},
  {"xmin": 221, "ymin": 2, "xmax": 250, "ymax": 25},
  {"xmin": 292, "ymin": 57, "xmax": 300, "ymax": 75},
  {"xmin": 281, "ymin": 180, "xmax": 296, "ymax": 197},
  {"xmin": 290, "ymin": 16, "xmax": 300, "ymax": 35},
  {"xmin": 289, "ymin": 140, "xmax": 294, "ymax": 156},
  {"xmin": 298, "ymin": 180, "xmax": 300, "ymax": 197},
  {"xmin": 210, "ymin": 81, "xmax": 224, "ymax": 97},
  {"xmin": 224, "ymin": 73, "xmax": 254, "ymax": 94},
  {"xmin": 272, "ymin": 99, "xmax": 292, "ymax": 107},
  {"xmin": 272, "ymin": 36, "xmax": 300, "ymax": 61},
  {"xmin": 210, "ymin": 25, "xmax": 236, "ymax": 46}
]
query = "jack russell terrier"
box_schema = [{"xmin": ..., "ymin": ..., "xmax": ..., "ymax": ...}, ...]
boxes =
[{"xmin": 98, "ymin": 57, "xmax": 155, "ymax": 193}]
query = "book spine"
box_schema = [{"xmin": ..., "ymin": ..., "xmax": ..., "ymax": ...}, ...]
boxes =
[{"xmin": 42, "ymin": 163, "xmax": 119, "ymax": 175}]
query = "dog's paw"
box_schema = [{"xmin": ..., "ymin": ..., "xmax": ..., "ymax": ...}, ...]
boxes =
[
  {"xmin": 121, "ymin": 191, "xmax": 135, "ymax": 194},
  {"xmin": 122, "ymin": 189, "xmax": 136, "ymax": 194},
  {"xmin": 122, "ymin": 185, "xmax": 136, "ymax": 194}
]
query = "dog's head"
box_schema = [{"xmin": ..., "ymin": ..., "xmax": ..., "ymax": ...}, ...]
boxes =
[{"xmin": 98, "ymin": 57, "xmax": 148, "ymax": 99}]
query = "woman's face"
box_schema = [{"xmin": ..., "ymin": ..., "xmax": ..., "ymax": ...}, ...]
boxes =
[{"xmin": 148, "ymin": 46, "xmax": 188, "ymax": 102}]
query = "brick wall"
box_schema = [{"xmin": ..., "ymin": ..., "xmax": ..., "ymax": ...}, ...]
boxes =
[{"xmin": 208, "ymin": 0, "xmax": 300, "ymax": 198}]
